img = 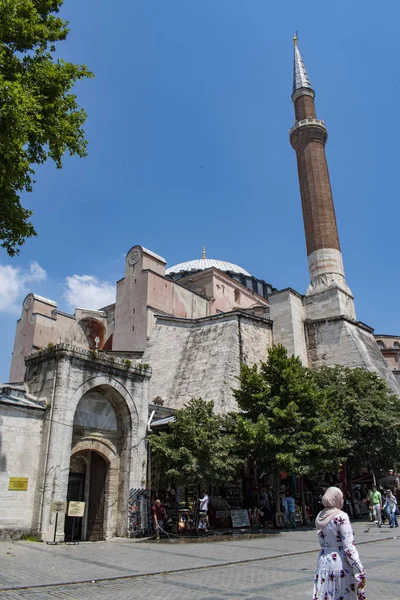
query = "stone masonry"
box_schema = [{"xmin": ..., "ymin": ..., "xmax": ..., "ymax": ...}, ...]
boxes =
[
  {"xmin": 143, "ymin": 311, "xmax": 273, "ymax": 413},
  {"xmin": 9, "ymin": 345, "xmax": 150, "ymax": 542}
]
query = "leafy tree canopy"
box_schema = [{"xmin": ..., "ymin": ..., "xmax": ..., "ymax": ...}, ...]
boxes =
[
  {"xmin": 233, "ymin": 345, "xmax": 349, "ymax": 478},
  {"xmin": 312, "ymin": 365, "xmax": 400, "ymax": 475},
  {"xmin": 0, "ymin": 0, "xmax": 93, "ymax": 255},
  {"xmin": 149, "ymin": 398, "xmax": 242, "ymax": 489}
]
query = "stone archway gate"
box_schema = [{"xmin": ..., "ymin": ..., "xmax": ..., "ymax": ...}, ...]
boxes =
[{"xmin": 24, "ymin": 344, "xmax": 150, "ymax": 542}]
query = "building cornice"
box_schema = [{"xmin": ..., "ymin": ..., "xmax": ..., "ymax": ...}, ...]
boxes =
[
  {"xmin": 25, "ymin": 343, "xmax": 152, "ymax": 378},
  {"xmin": 154, "ymin": 309, "xmax": 272, "ymax": 328}
]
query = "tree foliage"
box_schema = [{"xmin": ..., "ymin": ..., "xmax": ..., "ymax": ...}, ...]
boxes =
[
  {"xmin": 233, "ymin": 345, "xmax": 349, "ymax": 478},
  {"xmin": 0, "ymin": 0, "xmax": 93, "ymax": 255},
  {"xmin": 312, "ymin": 365, "xmax": 400, "ymax": 475},
  {"xmin": 149, "ymin": 398, "xmax": 242, "ymax": 489}
]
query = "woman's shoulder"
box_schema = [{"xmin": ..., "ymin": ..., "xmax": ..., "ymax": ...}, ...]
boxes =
[{"xmin": 331, "ymin": 511, "xmax": 349, "ymax": 525}]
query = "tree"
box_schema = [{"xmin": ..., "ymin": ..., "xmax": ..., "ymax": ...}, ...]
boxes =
[
  {"xmin": 149, "ymin": 398, "xmax": 242, "ymax": 490},
  {"xmin": 233, "ymin": 345, "xmax": 349, "ymax": 517},
  {"xmin": 0, "ymin": 0, "xmax": 93, "ymax": 255},
  {"xmin": 313, "ymin": 365, "xmax": 400, "ymax": 495}
]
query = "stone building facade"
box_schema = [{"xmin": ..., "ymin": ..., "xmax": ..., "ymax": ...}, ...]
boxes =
[
  {"xmin": 1, "ymin": 39, "xmax": 399, "ymax": 541},
  {"xmin": 374, "ymin": 335, "xmax": 400, "ymax": 385}
]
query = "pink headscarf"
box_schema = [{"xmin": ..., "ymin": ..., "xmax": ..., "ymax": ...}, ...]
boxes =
[{"xmin": 315, "ymin": 487, "xmax": 344, "ymax": 532}]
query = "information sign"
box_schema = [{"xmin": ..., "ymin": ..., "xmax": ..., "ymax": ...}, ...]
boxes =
[
  {"xmin": 230, "ymin": 509, "xmax": 250, "ymax": 528},
  {"xmin": 51, "ymin": 501, "xmax": 67, "ymax": 513},
  {"xmin": 8, "ymin": 477, "xmax": 28, "ymax": 491},
  {"xmin": 68, "ymin": 501, "xmax": 85, "ymax": 517}
]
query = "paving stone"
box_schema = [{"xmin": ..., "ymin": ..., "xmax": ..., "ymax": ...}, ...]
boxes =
[{"xmin": 0, "ymin": 524, "xmax": 398, "ymax": 599}]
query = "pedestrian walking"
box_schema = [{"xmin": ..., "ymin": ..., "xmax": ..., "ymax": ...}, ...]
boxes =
[
  {"xmin": 366, "ymin": 489, "xmax": 373, "ymax": 521},
  {"xmin": 369, "ymin": 485, "xmax": 383, "ymax": 527},
  {"xmin": 281, "ymin": 492, "xmax": 288, "ymax": 525},
  {"xmin": 260, "ymin": 487, "xmax": 272, "ymax": 526},
  {"xmin": 152, "ymin": 498, "xmax": 166, "ymax": 539},
  {"xmin": 285, "ymin": 492, "xmax": 297, "ymax": 529},
  {"xmin": 313, "ymin": 486, "xmax": 365, "ymax": 600},
  {"xmin": 198, "ymin": 490, "xmax": 209, "ymax": 531},
  {"xmin": 384, "ymin": 490, "xmax": 398, "ymax": 528}
]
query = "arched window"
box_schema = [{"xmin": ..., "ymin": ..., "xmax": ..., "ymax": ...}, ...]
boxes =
[
  {"xmin": 376, "ymin": 340, "xmax": 385, "ymax": 349},
  {"xmin": 78, "ymin": 318, "xmax": 105, "ymax": 350},
  {"xmin": 74, "ymin": 391, "xmax": 117, "ymax": 431},
  {"xmin": 234, "ymin": 289, "xmax": 241, "ymax": 304},
  {"xmin": 394, "ymin": 342, "xmax": 400, "ymax": 349}
]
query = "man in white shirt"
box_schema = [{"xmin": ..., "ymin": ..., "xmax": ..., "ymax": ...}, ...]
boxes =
[
  {"xmin": 200, "ymin": 491, "xmax": 209, "ymax": 512},
  {"xmin": 199, "ymin": 491, "xmax": 209, "ymax": 530}
]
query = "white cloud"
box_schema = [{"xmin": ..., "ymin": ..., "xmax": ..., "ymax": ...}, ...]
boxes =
[
  {"xmin": 64, "ymin": 275, "xmax": 115, "ymax": 311},
  {"xmin": 0, "ymin": 261, "xmax": 47, "ymax": 314},
  {"xmin": 29, "ymin": 261, "xmax": 47, "ymax": 282}
]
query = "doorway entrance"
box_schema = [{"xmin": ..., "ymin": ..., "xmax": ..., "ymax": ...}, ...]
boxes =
[
  {"xmin": 64, "ymin": 451, "xmax": 108, "ymax": 541},
  {"xmin": 87, "ymin": 452, "xmax": 107, "ymax": 541}
]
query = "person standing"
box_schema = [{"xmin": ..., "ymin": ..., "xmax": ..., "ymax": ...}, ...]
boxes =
[
  {"xmin": 198, "ymin": 490, "xmax": 209, "ymax": 531},
  {"xmin": 281, "ymin": 492, "xmax": 288, "ymax": 525},
  {"xmin": 366, "ymin": 489, "xmax": 373, "ymax": 522},
  {"xmin": 313, "ymin": 487, "xmax": 365, "ymax": 599},
  {"xmin": 260, "ymin": 488, "xmax": 272, "ymax": 527},
  {"xmin": 152, "ymin": 498, "xmax": 166, "ymax": 540},
  {"xmin": 384, "ymin": 491, "xmax": 398, "ymax": 528},
  {"xmin": 285, "ymin": 492, "xmax": 296, "ymax": 529},
  {"xmin": 369, "ymin": 485, "xmax": 383, "ymax": 527}
]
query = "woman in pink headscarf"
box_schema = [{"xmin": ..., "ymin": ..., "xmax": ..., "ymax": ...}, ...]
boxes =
[{"xmin": 313, "ymin": 486, "xmax": 365, "ymax": 599}]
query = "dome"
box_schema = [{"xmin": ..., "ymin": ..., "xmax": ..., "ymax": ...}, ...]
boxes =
[{"xmin": 166, "ymin": 258, "xmax": 251, "ymax": 277}]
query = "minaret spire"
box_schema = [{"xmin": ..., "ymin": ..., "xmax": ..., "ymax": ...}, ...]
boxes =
[
  {"xmin": 289, "ymin": 37, "xmax": 355, "ymax": 317},
  {"xmin": 292, "ymin": 34, "xmax": 313, "ymax": 98}
]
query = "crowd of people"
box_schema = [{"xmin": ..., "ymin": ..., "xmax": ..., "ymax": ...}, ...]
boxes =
[
  {"xmin": 150, "ymin": 480, "xmax": 399, "ymax": 541},
  {"xmin": 151, "ymin": 491, "xmax": 210, "ymax": 538},
  {"xmin": 249, "ymin": 488, "xmax": 299, "ymax": 528},
  {"xmin": 366, "ymin": 484, "xmax": 398, "ymax": 528}
]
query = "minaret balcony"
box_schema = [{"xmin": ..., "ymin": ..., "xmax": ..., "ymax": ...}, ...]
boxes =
[
  {"xmin": 289, "ymin": 118, "xmax": 328, "ymax": 149},
  {"xmin": 289, "ymin": 117, "xmax": 326, "ymax": 137}
]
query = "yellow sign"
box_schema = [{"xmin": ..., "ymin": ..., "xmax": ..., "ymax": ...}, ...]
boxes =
[
  {"xmin": 9, "ymin": 477, "xmax": 28, "ymax": 491},
  {"xmin": 51, "ymin": 501, "xmax": 67, "ymax": 513},
  {"xmin": 68, "ymin": 501, "xmax": 85, "ymax": 518}
]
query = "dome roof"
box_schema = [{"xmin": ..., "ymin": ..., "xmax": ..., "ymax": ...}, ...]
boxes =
[{"xmin": 166, "ymin": 258, "xmax": 251, "ymax": 277}]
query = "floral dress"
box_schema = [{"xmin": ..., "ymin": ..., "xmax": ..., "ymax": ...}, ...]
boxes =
[{"xmin": 313, "ymin": 511, "xmax": 365, "ymax": 599}]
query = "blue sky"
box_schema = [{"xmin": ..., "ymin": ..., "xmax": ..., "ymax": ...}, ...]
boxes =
[{"xmin": 1, "ymin": 0, "xmax": 399, "ymax": 381}]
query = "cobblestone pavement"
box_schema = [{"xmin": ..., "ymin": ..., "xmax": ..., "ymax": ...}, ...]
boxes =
[{"xmin": 0, "ymin": 523, "xmax": 398, "ymax": 599}]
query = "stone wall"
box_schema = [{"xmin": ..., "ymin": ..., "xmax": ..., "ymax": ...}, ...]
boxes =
[
  {"xmin": 240, "ymin": 315, "xmax": 272, "ymax": 366},
  {"xmin": 269, "ymin": 289, "xmax": 308, "ymax": 364},
  {"xmin": 374, "ymin": 335, "xmax": 400, "ymax": 378},
  {"xmin": 113, "ymin": 245, "xmax": 208, "ymax": 353},
  {"xmin": 17, "ymin": 344, "xmax": 150, "ymax": 541},
  {"xmin": 304, "ymin": 286, "xmax": 356, "ymax": 321},
  {"xmin": 0, "ymin": 406, "xmax": 44, "ymax": 539},
  {"xmin": 306, "ymin": 317, "xmax": 400, "ymax": 394},
  {"xmin": 143, "ymin": 311, "xmax": 272, "ymax": 413},
  {"xmin": 10, "ymin": 295, "xmax": 111, "ymax": 383},
  {"xmin": 178, "ymin": 268, "xmax": 269, "ymax": 315}
]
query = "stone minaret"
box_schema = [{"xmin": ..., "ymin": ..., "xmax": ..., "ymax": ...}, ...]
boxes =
[{"xmin": 289, "ymin": 35, "xmax": 355, "ymax": 319}]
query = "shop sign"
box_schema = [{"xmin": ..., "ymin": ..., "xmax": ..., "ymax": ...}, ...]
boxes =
[
  {"xmin": 50, "ymin": 501, "xmax": 67, "ymax": 513},
  {"xmin": 68, "ymin": 501, "xmax": 85, "ymax": 517},
  {"xmin": 8, "ymin": 477, "xmax": 28, "ymax": 491},
  {"xmin": 231, "ymin": 509, "xmax": 250, "ymax": 528}
]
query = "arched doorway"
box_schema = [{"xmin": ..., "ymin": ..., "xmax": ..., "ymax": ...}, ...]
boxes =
[
  {"xmin": 65, "ymin": 385, "xmax": 131, "ymax": 541},
  {"xmin": 87, "ymin": 452, "xmax": 107, "ymax": 541},
  {"xmin": 65, "ymin": 451, "xmax": 108, "ymax": 542}
]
